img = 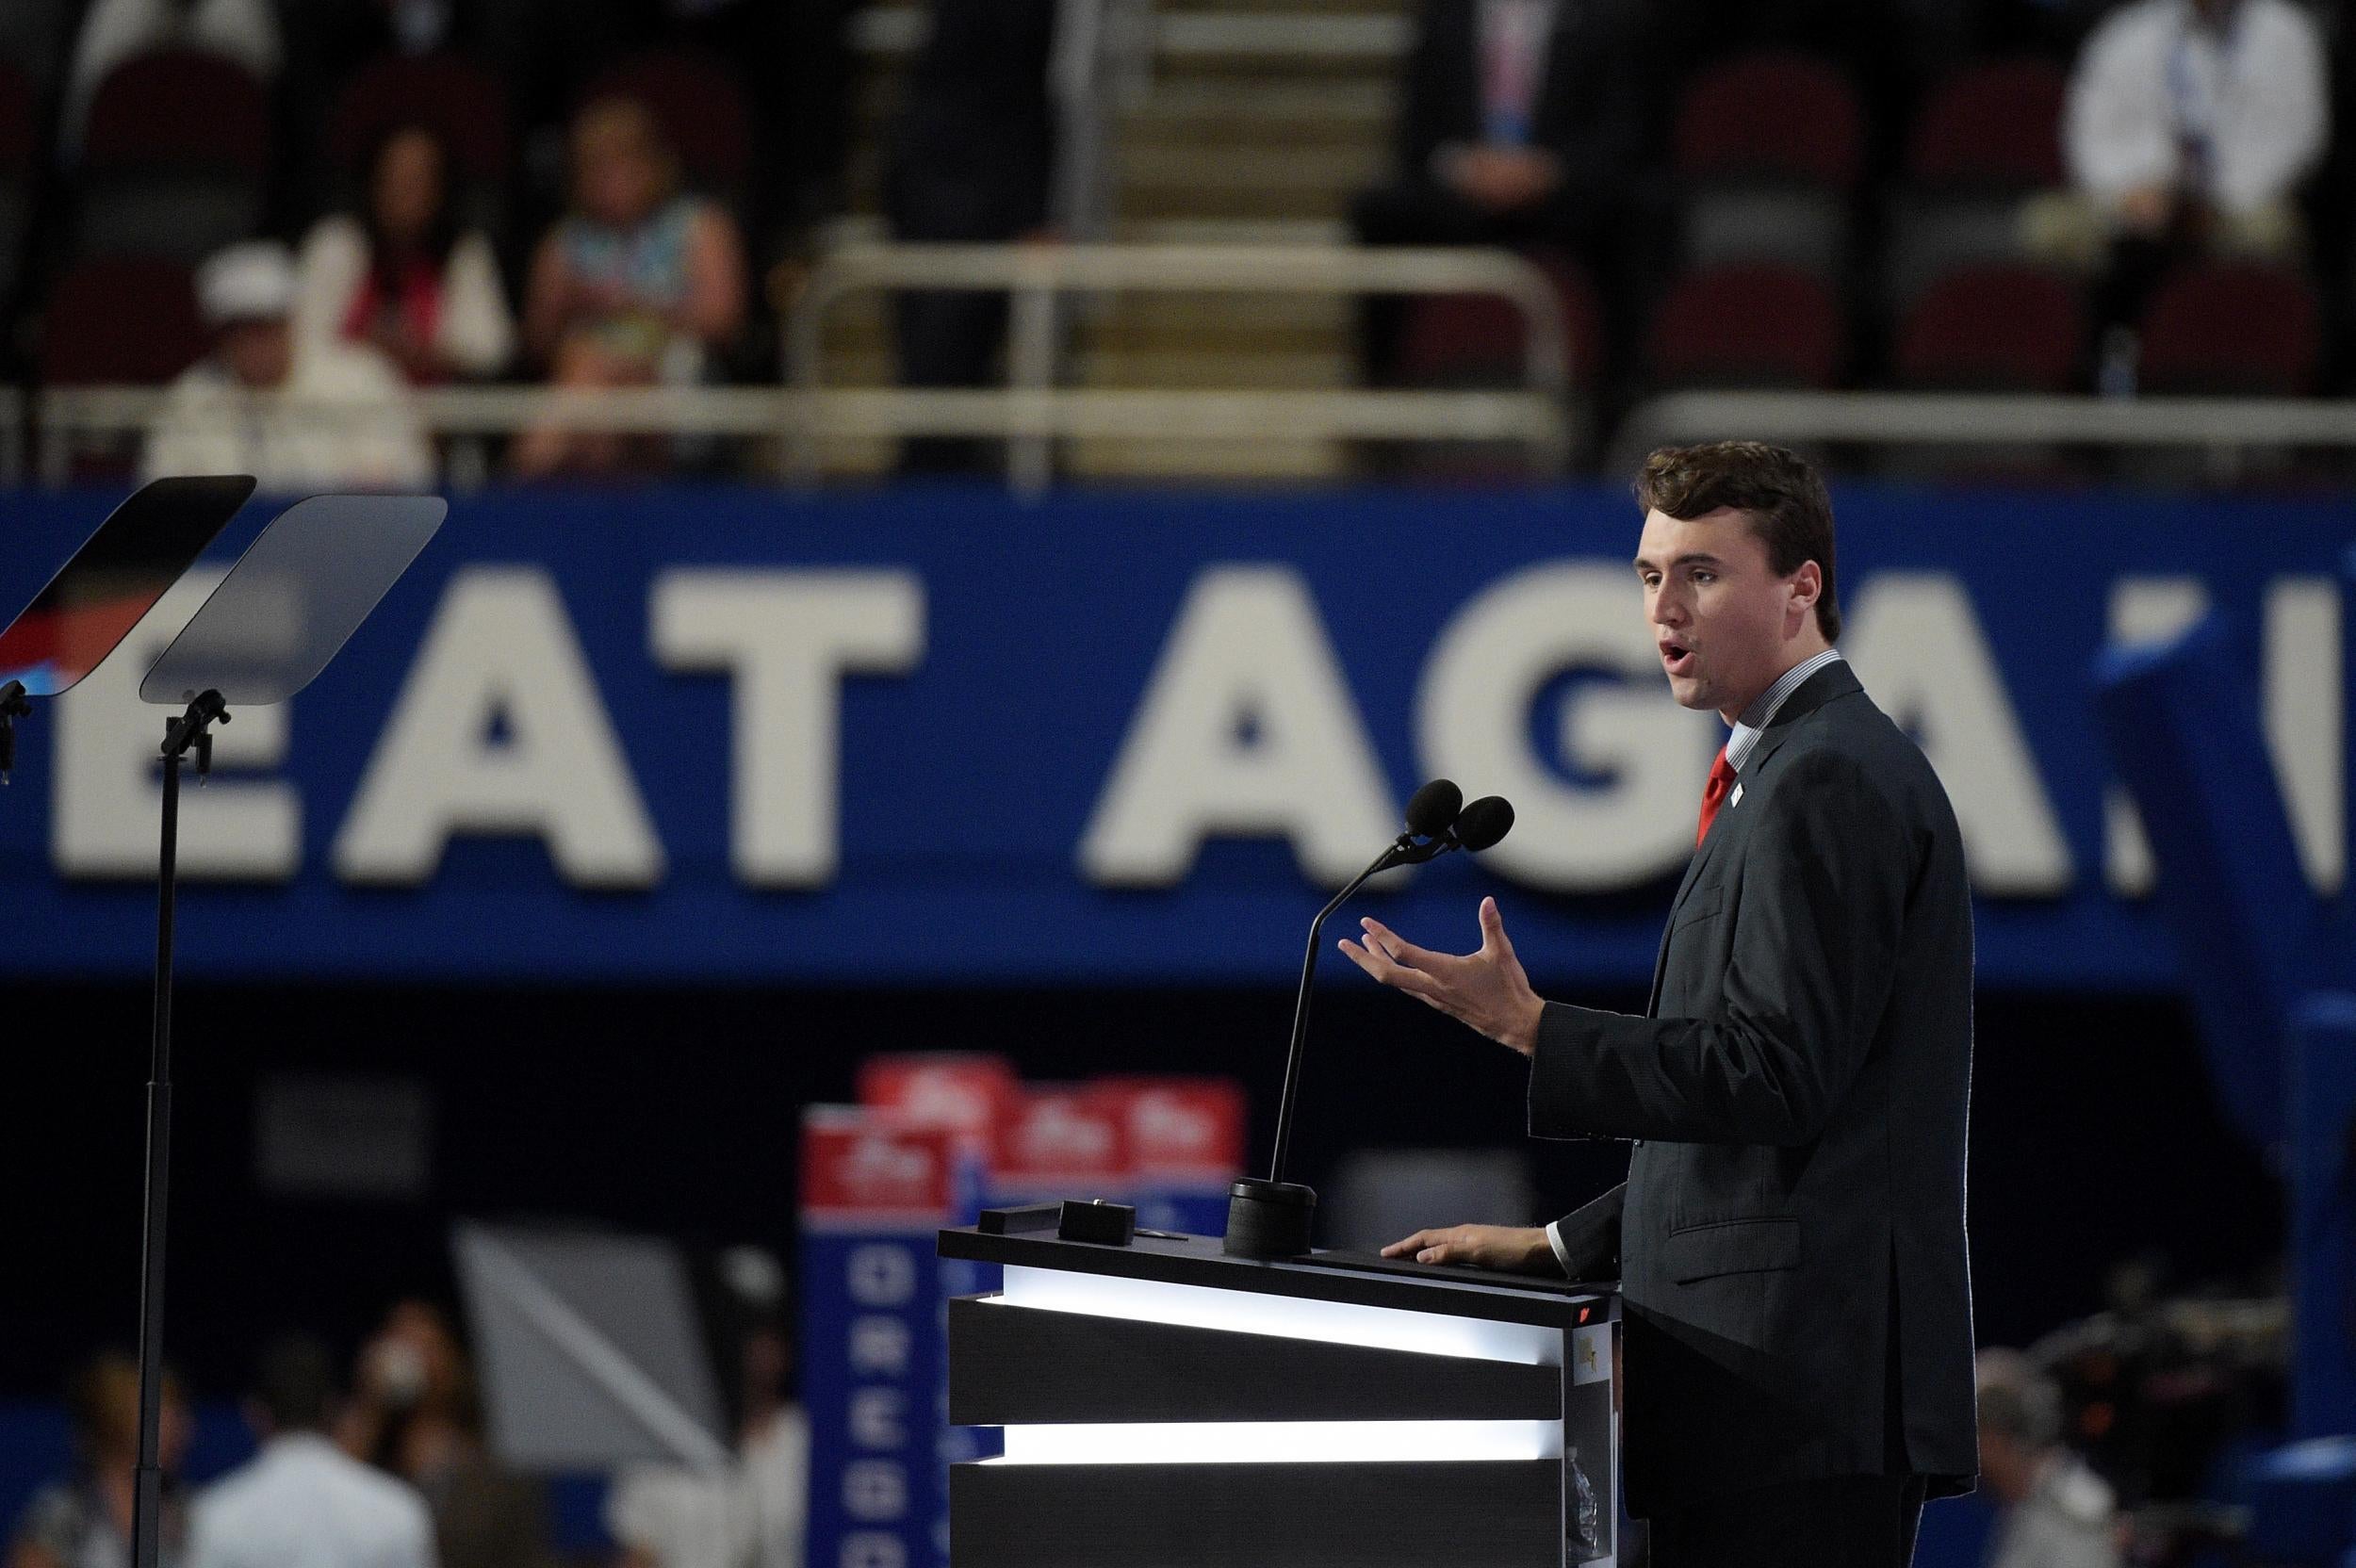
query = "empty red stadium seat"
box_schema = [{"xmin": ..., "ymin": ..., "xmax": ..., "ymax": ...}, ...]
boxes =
[
  {"xmin": 1896, "ymin": 265, "xmax": 2085, "ymax": 391},
  {"xmin": 1884, "ymin": 60, "xmax": 2068, "ymax": 314},
  {"xmin": 83, "ymin": 47, "xmax": 269, "ymax": 172},
  {"xmin": 1674, "ymin": 51, "xmax": 1863, "ymax": 189},
  {"xmin": 40, "ymin": 256, "xmax": 205, "ymax": 384},
  {"xmin": 1646, "ymin": 264, "xmax": 1843, "ymax": 389},
  {"xmin": 77, "ymin": 47, "xmax": 269, "ymax": 262},
  {"xmin": 327, "ymin": 52, "xmax": 512, "ymax": 190},
  {"xmin": 1674, "ymin": 52, "xmax": 1862, "ymax": 275},
  {"xmin": 1397, "ymin": 252, "xmax": 1603, "ymax": 388},
  {"xmin": 2137, "ymin": 263, "xmax": 2319, "ymax": 396},
  {"xmin": 581, "ymin": 49, "xmax": 753, "ymax": 197},
  {"xmin": 1906, "ymin": 58, "xmax": 2067, "ymax": 190}
]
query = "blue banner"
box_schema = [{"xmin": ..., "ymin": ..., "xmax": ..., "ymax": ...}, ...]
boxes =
[
  {"xmin": 0, "ymin": 482, "xmax": 2345, "ymax": 991},
  {"xmin": 799, "ymin": 1109, "xmax": 958, "ymax": 1568}
]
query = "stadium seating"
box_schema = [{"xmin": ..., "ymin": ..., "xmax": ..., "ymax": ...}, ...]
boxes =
[
  {"xmin": 1646, "ymin": 263, "xmax": 1844, "ymax": 389},
  {"xmin": 1883, "ymin": 263, "xmax": 2086, "ymax": 482},
  {"xmin": 1672, "ymin": 50, "xmax": 1863, "ymax": 279},
  {"xmin": 325, "ymin": 51, "xmax": 513, "ymax": 220},
  {"xmin": 581, "ymin": 48, "xmax": 754, "ymax": 201},
  {"xmin": 2136, "ymin": 262, "xmax": 2320, "ymax": 397},
  {"xmin": 75, "ymin": 47, "xmax": 270, "ymax": 266},
  {"xmin": 38, "ymin": 255, "xmax": 205, "ymax": 385},
  {"xmin": 1883, "ymin": 58, "xmax": 2067, "ymax": 314},
  {"xmin": 1894, "ymin": 264, "xmax": 2085, "ymax": 392},
  {"xmin": 1395, "ymin": 250, "xmax": 1604, "ymax": 390}
]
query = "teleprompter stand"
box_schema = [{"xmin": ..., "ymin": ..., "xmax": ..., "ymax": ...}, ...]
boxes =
[{"xmin": 125, "ymin": 494, "xmax": 447, "ymax": 1568}]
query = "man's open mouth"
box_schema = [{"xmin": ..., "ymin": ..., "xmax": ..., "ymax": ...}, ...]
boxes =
[{"xmin": 1661, "ymin": 641, "xmax": 1695, "ymax": 677}]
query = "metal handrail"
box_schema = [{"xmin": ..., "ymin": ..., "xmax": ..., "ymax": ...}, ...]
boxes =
[
  {"xmin": 783, "ymin": 240, "xmax": 1573, "ymax": 490},
  {"xmin": 849, "ymin": 6, "xmax": 1411, "ymax": 60},
  {"xmin": 34, "ymin": 383, "xmax": 1562, "ymax": 488},
  {"xmin": 1611, "ymin": 390, "xmax": 2356, "ymax": 480}
]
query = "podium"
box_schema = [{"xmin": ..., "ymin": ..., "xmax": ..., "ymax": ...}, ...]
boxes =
[{"xmin": 939, "ymin": 1225, "xmax": 1621, "ymax": 1567}]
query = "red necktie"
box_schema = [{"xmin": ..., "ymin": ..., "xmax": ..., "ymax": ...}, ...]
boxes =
[{"xmin": 1695, "ymin": 746, "xmax": 1737, "ymax": 847}]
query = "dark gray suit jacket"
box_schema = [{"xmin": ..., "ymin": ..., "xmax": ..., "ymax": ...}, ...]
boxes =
[{"xmin": 1534, "ymin": 661, "xmax": 1978, "ymax": 1515}]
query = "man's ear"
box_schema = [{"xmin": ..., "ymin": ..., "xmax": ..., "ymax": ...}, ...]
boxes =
[{"xmin": 1788, "ymin": 562, "xmax": 1822, "ymax": 629}]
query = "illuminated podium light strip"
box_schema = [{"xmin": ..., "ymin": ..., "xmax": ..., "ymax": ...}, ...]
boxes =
[
  {"xmin": 995, "ymin": 1418, "xmax": 1562, "ymax": 1465},
  {"xmin": 999, "ymin": 1265, "xmax": 1562, "ymax": 1365}
]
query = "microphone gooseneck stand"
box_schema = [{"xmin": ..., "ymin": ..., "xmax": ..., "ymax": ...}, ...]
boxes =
[
  {"xmin": 1263, "ymin": 833, "xmax": 1448, "ymax": 1191},
  {"xmin": 130, "ymin": 689, "xmax": 229, "ymax": 1568},
  {"xmin": 1226, "ymin": 783, "xmax": 1467, "ymax": 1259},
  {"xmin": 1225, "ymin": 789, "xmax": 1517, "ymax": 1260}
]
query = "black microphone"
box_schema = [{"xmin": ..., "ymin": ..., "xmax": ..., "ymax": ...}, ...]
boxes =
[
  {"xmin": 1389, "ymin": 792, "xmax": 1516, "ymax": 870},
  {"xmin": 1401, "ymin": 776, "xmax": 1462, "ymax": 841},
  {"xmin": 1227, "ymin": 779, "xmax": 1467, "ymax": 1258},
  {"xmin": 1451, "ymin": 794, "xmax": 1515, "ymax": 853}
]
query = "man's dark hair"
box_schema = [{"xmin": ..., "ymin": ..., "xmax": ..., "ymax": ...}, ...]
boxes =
[
  {"xmin": 1634, "ymin": 441, "xmax": 1841, "ymax": 642},
  {"xmin": 254, "ymin": 1334, "xmax": 337, "ymax": 1433}
]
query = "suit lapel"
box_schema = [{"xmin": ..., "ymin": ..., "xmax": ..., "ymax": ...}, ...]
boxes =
[
  {"xmin": 1643, "ymin": 661, "xmax": 1863, "ymax": 1017},
  {"xmin": 1645, "ymin": 823, "xmax": 1725, "ymax": 1015}
]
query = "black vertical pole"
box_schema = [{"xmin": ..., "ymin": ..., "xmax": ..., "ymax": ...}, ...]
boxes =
[
  {"xmin": 1266, "ymin": 851, "xmax": 1398, "ymax": 1186},
  {"xmin": 130, "ymin": 720, "xmax": 181, "ymax": 1568}
]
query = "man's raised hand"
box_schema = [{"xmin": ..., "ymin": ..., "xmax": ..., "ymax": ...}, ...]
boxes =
[{"xmin": 1337, "ymin": 895, "xmax": 1545, "ymax": 1056}]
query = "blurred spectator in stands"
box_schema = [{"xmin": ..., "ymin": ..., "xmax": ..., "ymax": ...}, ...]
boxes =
[
  {"xmin": 882, "ymin": 0, "xmax": 1057, "ymax": 475},
  {"xmin": 296, "ymin": 124, "xmax": 515, "ymax": 384},
  {"xmin": 189, "ymin": 1336, "xmax": 434, "ymax": 1568},
  {"xmin": 63, "ymin": 0, "xmax": 280, "ymax": 155},
  {"xmin": 512, "ymin": 95, "xmax": 746, "ymax": 477},
  {"xmin": 276, "ymin": 0, "xmax": 467, "ymax": 218},
  {"xmin": 630, "ymin": 0, "xmax": 855, "ymax": 243},
  {"xmin": 1349, "ymin": 0, "xmax": 1653, "ymax": 385},
  {"xmin": 605, "ymin": 1248, "xmax": 807, "ymax": 1568},
  {"xmin": 2038, "ymin": 0, "xmax": 2326, "ymax": 320},
  {"xmin": 341, "ymin": 1301, "xmax": 551, "ymax": 1568},
  {"xmin": 1977, "ymin": 1348, "xmax": 2123, "ymax": 1568},
  {"xmin": 144, "ymin": 240, "xmax": 434, "ymax": 489},
  {"xmin": 8, "ymin": 1353, "xmax": 190, "ymax": 1568}
]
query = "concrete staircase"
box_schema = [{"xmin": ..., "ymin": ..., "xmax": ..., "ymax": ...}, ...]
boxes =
[{"xmin": 810, "ymin": 0, "xmax": 1412, "ymax": 481}]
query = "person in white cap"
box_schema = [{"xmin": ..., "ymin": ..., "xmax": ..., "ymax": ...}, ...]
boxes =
[{"xmin": 143, "ymin": 239, "xmax": 434, "ymax": 491}]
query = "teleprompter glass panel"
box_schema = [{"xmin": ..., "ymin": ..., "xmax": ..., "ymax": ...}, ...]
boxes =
[
  {"xmin": 140, "ymin": 493, "xmax": 446, "ymax": 706},
  {"xmin": 0, "ymin": 475, "xmax": 254, "ymax": 695}
]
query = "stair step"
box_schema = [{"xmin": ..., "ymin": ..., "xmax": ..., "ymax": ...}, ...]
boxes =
[
  {"xmin": 1075, "ymin": 349, "xmax": 1350, "ymax": 389},
  {"xmin": 1065, "ymin": 435, "xmax": 1350, "ymax": 480}
]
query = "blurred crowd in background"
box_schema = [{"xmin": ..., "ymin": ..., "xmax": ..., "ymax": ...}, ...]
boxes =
[
  {"xmin": 8, "ymin": 1256, "xmax": 805, "ymax": 1568},
  {"xmin": 0, "ymin": 0, "xmax": 2348, "ymax": 483}
]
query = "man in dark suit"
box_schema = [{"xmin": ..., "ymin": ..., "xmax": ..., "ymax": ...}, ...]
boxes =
[
  {"xmin": 883, "ymin": 0, "xmax": 1058, "ymax": 474},
  {"xmin": 1340, "ymin": 441, "xmax": 1977, "ymax": 1566},
  {"xmin": 1350, "ymin": 0, "xmax": 1658, "ymax": 386}
]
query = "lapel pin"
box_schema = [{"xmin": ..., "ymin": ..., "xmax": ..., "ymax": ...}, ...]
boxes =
[{"xmin": 1730, "ymin": 782, "xmax": 1744, "ymax": 808}]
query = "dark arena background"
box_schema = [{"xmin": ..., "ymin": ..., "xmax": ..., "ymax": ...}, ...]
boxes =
[{"xmin": 0, "ymin": 2, "xmax": 2349, "ymax": 1566}]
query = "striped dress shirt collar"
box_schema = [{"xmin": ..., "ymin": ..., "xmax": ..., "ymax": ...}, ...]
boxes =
[{"xmin": 1724, "ymin": 648, "xmax": 1845, "ymax": 774}]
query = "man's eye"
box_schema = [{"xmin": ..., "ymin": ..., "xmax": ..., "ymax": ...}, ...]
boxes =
[{"xmin": 1693, "ymin": 571, "xmax": 1715, "ymax": 584}]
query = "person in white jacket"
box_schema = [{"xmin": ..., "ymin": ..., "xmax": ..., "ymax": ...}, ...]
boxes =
[
  {"xmin": 188, "ymin": 1338, "xmax": 436, "ymax": 1568},
  {"xmin": 2049, "ymin": 0, "xmax": 2327, "ymax": 264},
  {"xmin": 144, "ymin": 240, "xmax": 434, "ymax": 492},
  {"xmin": 294, "ymin": 123, "xmax": 515, "ymax": 386}
]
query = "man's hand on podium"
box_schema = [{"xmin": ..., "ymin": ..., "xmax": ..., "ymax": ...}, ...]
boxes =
[
  {"xmin": 1380, "ymin": 1224, "xmax": 1557, "ymax": 1274},
  {"xmin": 1337, "ymin": 896, "xmax": 1546, "ymax": 1056}
]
